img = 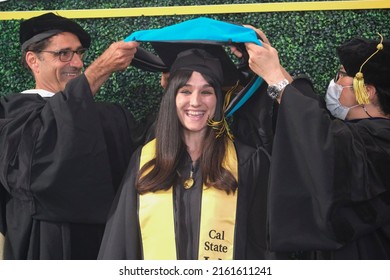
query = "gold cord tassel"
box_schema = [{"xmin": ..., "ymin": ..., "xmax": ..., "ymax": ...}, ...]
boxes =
[
  {"xmin": 208, "ymin": 81, "xmax": 239, "ymax": 140},
  {"xmin": 354, "ymin": 33, "xmax": 384, "ymax": 105},
  {"xmin": 353, "ymin": 72, "xmax": 369, "ymax": 104}
]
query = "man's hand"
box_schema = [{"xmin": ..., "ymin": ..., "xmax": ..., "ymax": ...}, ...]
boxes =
[{"xmin": 85, "ymin": 41, "xmax": 139, "ymax": 95}]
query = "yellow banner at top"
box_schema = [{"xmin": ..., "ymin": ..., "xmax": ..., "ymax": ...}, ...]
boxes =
[{"xmin": 0, "ymin": 0, "xmax": 389, "ymax": 20}]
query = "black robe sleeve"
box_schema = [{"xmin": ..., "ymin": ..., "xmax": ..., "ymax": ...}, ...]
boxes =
[
  {"xmin": 231, "ymin": 82, "xmax": 276, "ymax": 154},
  {"xmin": 268, "ymin": 77, "xmax": 390, "ymax": 258},
  {"xmin": 30, "ymin": 76, "xmax": 119, "ymax": 223},
  {"xmin": 94, "ymin": 102, "xmax": 154, "ymax": 192},
  {"xmin": 0, "ymin": 181, "xmax": 5, "ymax": 236},
  {"xmin": 0, "ymin": 117, "xmax": 5, "ymax": 236},
  {"xmin": 235, "ymin": 140, "xmax": 292, "ymax": 260},
  {"xmin": 98, "ymin": 148, "xmax": 143, "ymax": 260}
]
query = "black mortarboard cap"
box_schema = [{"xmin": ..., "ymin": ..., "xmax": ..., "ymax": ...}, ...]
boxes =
[
  {"xmin": 150, "ymin": 42, "xmax": 246, "ymax": 88},
  {"xmin": 337, "ymin": 36, "xmax": 390, "ymax": 87},
  {"xmin": 20, "ymin": 12, "xmax": 91, "ymax": 51},
  {"xmin": 169, "ymin": 48, "xmax": 224, "ymax": 85}
]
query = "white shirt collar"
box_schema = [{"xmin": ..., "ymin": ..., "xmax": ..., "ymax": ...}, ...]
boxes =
[{"xmin": 21, "ymin": 89, "xmax": 55, "ymax": 98}]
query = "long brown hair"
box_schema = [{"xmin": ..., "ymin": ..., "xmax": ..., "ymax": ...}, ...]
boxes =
[{"xmin": 136, "ymin": 70, "xmax": 238, "ymax": 194}]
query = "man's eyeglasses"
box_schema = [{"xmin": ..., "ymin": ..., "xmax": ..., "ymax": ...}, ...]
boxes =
[
  {"xmin": 334, "ymin": 70, "xmax": 349, "ymax": 82},
  {"xmin": 40, "ymin": 48, "xmax": 87, "ymax": 62}
]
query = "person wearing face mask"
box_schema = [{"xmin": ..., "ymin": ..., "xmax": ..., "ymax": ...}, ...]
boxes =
[
  {"xmin": 325, "ymin": 68, "xmax": 359, "ymax": 120},
  {"xmin": 246, "ymin": 33, "xmax": 390, "ymax": 259}
]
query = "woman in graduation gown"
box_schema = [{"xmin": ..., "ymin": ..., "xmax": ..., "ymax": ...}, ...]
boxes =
[
  {"xmin": 98, "ymin": 44, "xmax": 293, "ymax": 260},
  {"xmin": 246, "ymin": 34, "xmax": 390, "ymax": 259}
]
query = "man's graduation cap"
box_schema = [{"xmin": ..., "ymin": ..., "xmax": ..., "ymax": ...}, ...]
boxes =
[
  {"xmin": 125, "ymin": 17, "xmax": 263, "ymax": 116},
  {"xmin": 19, "ymin": 12, "xmax": 91, "ymax": 51},
  {"xmin": 337, "ymin": 34, "xmax": 390, "ymax": 104}
]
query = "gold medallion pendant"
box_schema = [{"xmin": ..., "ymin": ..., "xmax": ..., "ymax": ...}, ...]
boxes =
[
  {"xmin": 184, "ymin": 177, "xmax": 194, "ymax": 189},
  {"xmin": 183, "ymin": 167, "xmax": 194, "ymax": 189}
]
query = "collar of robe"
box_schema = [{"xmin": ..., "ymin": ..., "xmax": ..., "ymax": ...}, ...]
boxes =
[
  {"xmin": 138, "ymin": 138, "xmax": 238, "ymax": 260},
  {"xmin": 21, "ymin": 89, "xmax": 55, "ymax": 97}
]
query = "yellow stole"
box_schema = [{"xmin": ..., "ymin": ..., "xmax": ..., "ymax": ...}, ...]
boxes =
[{"xmin": 138, "ymin": 139, "xmax": 238, "ymax": 260}]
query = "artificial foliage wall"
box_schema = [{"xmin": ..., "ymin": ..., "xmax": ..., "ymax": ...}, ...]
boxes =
[{"xmin": 1, "ymin": 0, "xmax": 389, "ymax": 120}]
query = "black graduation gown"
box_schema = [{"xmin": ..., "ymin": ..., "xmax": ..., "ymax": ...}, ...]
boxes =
[
  {"xmin": 98, "ymin": 137, "xmax": 293, "ymax": 260},
  {"xmin": 0, "ymin": 75, "xmax": 150, "ymax": 259},
  {"xmin": 268, "ymin": 77, "xmax": 390, "ymax": 259}
]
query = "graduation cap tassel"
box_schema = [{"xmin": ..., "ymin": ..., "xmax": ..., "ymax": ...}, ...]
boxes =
[
  {"xmin": 208, "ymin": 117, "xmax": 233, "ymax": 140},
  {"xmin": 353, "ymin": 33, "xmax": 384, "ymax": 105},
  {"xmin": 353, "ymin": 72, "xmax": 369, "ymax": 105},
  {"xmin": 208, "ymin": 81, "xmax": 240, "ymax": 141}
]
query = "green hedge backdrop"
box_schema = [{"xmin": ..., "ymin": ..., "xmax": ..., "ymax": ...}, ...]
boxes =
[{"xmin": 1, "ymin": 0, "xmax": 389, "ymax": 120}]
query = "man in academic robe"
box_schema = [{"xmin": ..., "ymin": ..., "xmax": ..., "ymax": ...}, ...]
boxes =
[
  {"xmin": 0, "ymin": 13, "xmax": 152, "ymax": 259},
  {"xmin": 246, "ymin": 33, "xmax": 390, "ymax": 259}
]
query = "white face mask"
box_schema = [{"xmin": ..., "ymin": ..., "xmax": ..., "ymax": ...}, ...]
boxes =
[{"xmin": 325, "ymin": 79, "xmax": 358, "ymax": 120}]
